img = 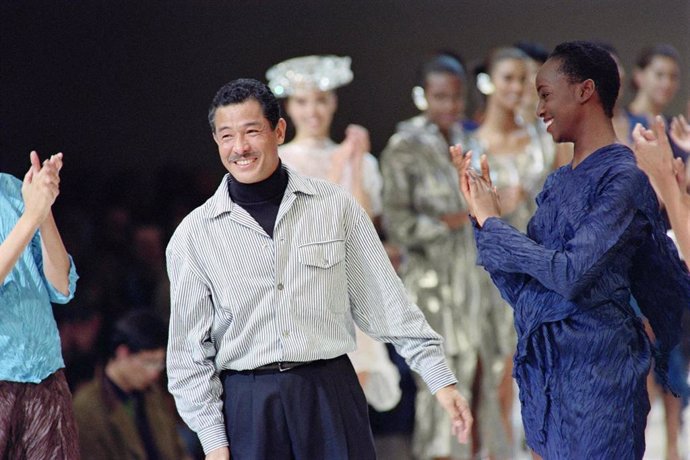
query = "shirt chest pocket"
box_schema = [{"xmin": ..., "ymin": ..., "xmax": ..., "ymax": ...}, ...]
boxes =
[{"xmin": 298, "ymin": 240, "xmax": 346, "ymax": 268}]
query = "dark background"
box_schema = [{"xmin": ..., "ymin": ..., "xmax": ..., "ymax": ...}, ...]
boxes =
[{"xmin": 2, "ymin": 0, "xmax": 689, "ymax": 191}]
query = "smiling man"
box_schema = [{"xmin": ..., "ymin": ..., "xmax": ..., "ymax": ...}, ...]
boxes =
[{"xmin": 165, "ymin": 78, "xmax": 473, "ymax": 460}]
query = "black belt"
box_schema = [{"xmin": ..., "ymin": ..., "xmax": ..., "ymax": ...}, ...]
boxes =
[{"xmin": 252, "ymin": 361, "xmax": 313, "ymax": 372}]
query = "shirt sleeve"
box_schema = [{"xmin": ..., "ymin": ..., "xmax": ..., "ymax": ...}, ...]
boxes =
[
  {"xmin": 475, "ymin": 168, "xmax": 645, "ymax": 301},
  {"xmin": 32, "ymin": 230, "xmax": 78, "ymax": 303},
  {"xmin": 166, "ymin": 246, "xmax": 227, "ymax": 454},
  {"xmin": 348, "ymin": 327, "xmax": 401, "ymax": 411},
  {"xmin": 344, "ymin": 204, "xmax": 457, "ymax": 394}
]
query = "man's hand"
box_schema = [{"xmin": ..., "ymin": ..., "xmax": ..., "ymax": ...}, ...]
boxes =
[
  {"xmin": 205, "ymin": 447, "xmax": 230, "ymax": 460},
  {"xmin": 435, "ymin": 385, "xmax": 473, "ymax": 444},
  {"xmin": 21, "ymin": 151, "xmax": 62, "ymax": 227}
]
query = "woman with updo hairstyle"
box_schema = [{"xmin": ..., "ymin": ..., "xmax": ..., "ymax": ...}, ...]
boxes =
[
  {"xmin": 381, "ymin": 52, "xmax": 508, "ymax": 460},
  {"xmin": 265, "ymin": 55, "xmax": 402, "ymax": 415},
  {"xmin": 466, "ymin": 46, "xmax": 558, "ymax": 452}
]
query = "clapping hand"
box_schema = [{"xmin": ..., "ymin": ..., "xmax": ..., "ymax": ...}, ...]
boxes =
[
  {"xmin": 450, "ymin": 144, "xmax": 501, "ymax": 226},
  {"xmin": 21, "ymin": 151, "xmax": 63, "ymax": 227},
  {"xmin": 329, "ymin": 124, "xmax": 370, "ymax": 183},
  {"xmin": 669, "ymin": 114, "xmax": 690, "ymax": 152},
  {"xmin": 632, "ymin": 116, "xmax": 679, "ymax": 199}
]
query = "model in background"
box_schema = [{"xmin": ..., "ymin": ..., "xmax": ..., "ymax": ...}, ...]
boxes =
[
  {"xmin": 467, "ymin": 46, "xmax": 556, "ymax": 453},
  {"xmin": 266, "ymin": 55, "xmax": 401, "ymax": 414},
  {"xmin": 381, "ymin": 53, "xmax": 504, "ymax": 460},
  {"xmin": 628, "ymin": 44, "xmax": 681, "ymax": 128}
]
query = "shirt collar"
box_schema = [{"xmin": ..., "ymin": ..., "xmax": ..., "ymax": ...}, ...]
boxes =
[{"xmin": 209, "ymin": 165, "xmax": 316, "ymax": 219}]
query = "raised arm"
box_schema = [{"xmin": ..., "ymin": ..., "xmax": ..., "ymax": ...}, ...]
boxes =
[
  {"xmin": 37, "ymin": 153, "xmax": 72, "ymax": 295},
  {"xmin": 475, "ymin": 167, "xmax": 649, "ymax": 301},
  {"xmin": 1, "ymin": 152, "xmax": 60, "ymax": 285},
  {"xmin": 633, "ymin": 116, "xmax": 690, "ymax": 261}
]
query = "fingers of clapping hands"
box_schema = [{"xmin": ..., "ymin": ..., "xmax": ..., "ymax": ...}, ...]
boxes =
[
  {"xmin": 450, "ymin": 144, "xmax": 474, "ymax": 207},
  {"xmin": 22, "ymin": 151, "xmax": 63, "ymax": 224},
  {"xmin": 34, "ymin": 151, "xmax": 63, "ymax": 191},
  {"xmin": 632, "ymin": 123, "xmax": 655, "ymax": 145},
  {"xmin": 479, "ymin": 154, "xmax": 492, "ymax": 185},
  {"xmin": 670, "ymin": 114, "xmax": 690, "ymax": 151},
  {"xmin": 345, "ymin": 124, "xmax": 370, "ymax": 154},
  {"xmin": 651, "ymin": 115, "xmax": 669, "ymax": 145},
  {"xmin": 673, "ymin": 157, "xmax": 687, "ymax": 189}
]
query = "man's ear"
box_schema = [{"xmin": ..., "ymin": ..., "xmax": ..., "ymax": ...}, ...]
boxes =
[{"xmin": 275, "ymin": 118, "xmax": 287, "ymax": 145}]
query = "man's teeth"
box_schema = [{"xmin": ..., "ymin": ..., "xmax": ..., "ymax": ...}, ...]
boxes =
[{"xmin": 235, "ymin": 158, "xmax": 254, "ymax": 165}]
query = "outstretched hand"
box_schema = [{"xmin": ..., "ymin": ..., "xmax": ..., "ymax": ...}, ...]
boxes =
[{"xmin": 434, "ymin": 385, "xmax": 473, "ymax": 445}]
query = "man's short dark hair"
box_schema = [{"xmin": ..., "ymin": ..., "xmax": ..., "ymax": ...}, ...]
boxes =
[
  {"xmin": 107, "ymin": 311, "xmax": 167, "ymax": 359},
  {"xmin": 208, "ymin": 78, "xmax": 281, "ymax": 132},
  {"xmin": 549, "ymin": 41, "xmax": 620, "ymax": 118}
]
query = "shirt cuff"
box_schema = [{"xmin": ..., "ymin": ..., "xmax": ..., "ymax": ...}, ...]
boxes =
[
  {"xmin": 419, "ymin": 359, "xmax": 458, "ymax": 394},
  {"xmin": 197, "ymin": 424, "xmax": 229, "ymax": 455},
  {"xmin": 47, "ymin": 255, "xmax": 79, "ymax": 304}
]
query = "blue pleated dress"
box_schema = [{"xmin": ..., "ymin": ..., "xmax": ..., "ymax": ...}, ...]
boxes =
[{"xmin": 473, "ymin": 144, "xmax": 690, "ymax": 459}]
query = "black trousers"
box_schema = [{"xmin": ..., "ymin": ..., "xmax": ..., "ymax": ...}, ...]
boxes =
[{"xmin": 221, "ymin": 355, "xmax": 376, "ymax": 460}]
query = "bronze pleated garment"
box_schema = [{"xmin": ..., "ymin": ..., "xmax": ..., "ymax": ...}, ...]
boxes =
[{"xmin": 0, "ymin": 369, "xmax": 80, "ymax": 459}]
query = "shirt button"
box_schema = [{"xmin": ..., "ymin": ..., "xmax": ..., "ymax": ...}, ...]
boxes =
[
  {"xmin": 283, "ymin": 330, "xmax": 290, "ymax": 337},
  {"xmin": 277, "ymin": 283, "xmax": 284, "ymax": 290}
]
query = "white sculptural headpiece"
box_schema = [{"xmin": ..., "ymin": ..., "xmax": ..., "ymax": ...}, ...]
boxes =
[{"xmin": 266, "ymin": 55, "xmax": 354, "ymax": 98}]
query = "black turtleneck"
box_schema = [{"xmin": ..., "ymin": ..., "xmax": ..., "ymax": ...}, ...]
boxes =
[{"xmin": 228, "ymin": 163, "xmax": 289, "ymax": 238}]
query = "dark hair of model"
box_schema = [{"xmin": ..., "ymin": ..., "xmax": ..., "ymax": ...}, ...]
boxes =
[{"xmin": 549, "ymin": 41, "xmax": 620, "ymax": 118}]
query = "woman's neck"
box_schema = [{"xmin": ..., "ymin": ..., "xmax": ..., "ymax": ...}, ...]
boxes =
[
  {"xmin": 482, "ymin": 100, "xmax": 520, "ymax": 133},
  {"xmin": 629, "ymin": 94, "xmax": 663, "ymax": 117},
  {"xmin": 571, "ymin": 119, "xmax": 618, "ymax": 168},
  {"xmin": 290, "ymin": 132, "xmax": 331, "ymax": 146}
]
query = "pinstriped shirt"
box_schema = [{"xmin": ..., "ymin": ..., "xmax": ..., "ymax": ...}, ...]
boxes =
[{"xmin": 166, "ymin": 167, "xmax": 457, "ymax": 453}]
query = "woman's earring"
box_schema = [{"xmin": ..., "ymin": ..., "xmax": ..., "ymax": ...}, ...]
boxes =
[
  {"xmin": 412, "ymin": 86, "xmax": 428, "ymax": 111},
  {"xmin": 476, "ymin": 72, "xmax": 495, "ymax": 96}
]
